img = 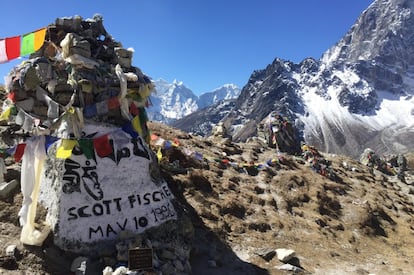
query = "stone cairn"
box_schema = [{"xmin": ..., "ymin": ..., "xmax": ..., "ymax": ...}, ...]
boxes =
[
  {"xmin": 2, "ymin": 14, "xmax": 152, "ymax": 140},
  {"xmin": 1, "ymin": 15, "xmax": 194, "ymax": 274}
]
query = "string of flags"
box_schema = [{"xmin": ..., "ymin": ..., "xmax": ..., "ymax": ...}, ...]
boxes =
[
  {"xmin": 0, "ymin": 28, "xmax": 47, "ymax": 63},
  {"xmin": 214, "ymin": 155, "xmax": 286, "ymax": 171},
  {"xmin": 0, "ymin": 87, "xmax": 149, "ymax": 143},
  {"xmin": 3, "ymin": 124, "xmax": 297, "ymax": 176},
  {"xmin": 149, "ymin": 133, "xmax": 288, "ymax": 172},
  {"xmin": 1, "ymin": 116, "xmax": 148, "ymax": 162}
]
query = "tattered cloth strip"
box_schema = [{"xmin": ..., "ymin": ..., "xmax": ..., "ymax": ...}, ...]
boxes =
[{"xmin": 18, "ymin": 136, "xmax": 50, "ymax": 246}]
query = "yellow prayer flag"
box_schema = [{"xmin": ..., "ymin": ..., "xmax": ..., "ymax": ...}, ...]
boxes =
[
  {"xmin": 139, "ymin": 83, "xmax": 153, "ymax": 98},
  {"xmin": 34, "ymin": 28, "xmax": 46, "ymax": 52},
  {"xmin": 157, "ymin": 147, "xmax": 163, "ymax": 162},
  {"xmin": 56, "ymin": 139, "xmax": 77, "ymax": 159},
  {"xmin": 132, "ymin": 115, "xmax": 143, "ymax": 136},
  {"xmin": 0, "ymin": 106, "xmax": 12, "ymax": 121}
]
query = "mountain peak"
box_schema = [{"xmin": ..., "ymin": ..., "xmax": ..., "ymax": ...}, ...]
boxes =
[
  {"xmin": 174, "ymin": 0, "xmax": 414, "ymax": 158},
  {"xmin": 172, "ymin": 79, "xmax": 184, "ymax": 86},
  {"xmin": 322, "ymin": 0, "xmax": 414, "ymax": 67},
  {"xmin": 148, "ymin": 79, "xmax": 240, "ymax": 125}
]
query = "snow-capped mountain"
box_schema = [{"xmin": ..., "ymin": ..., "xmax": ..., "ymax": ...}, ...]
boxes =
[
  {"xmin": 174, "ymin": 0, "xmax": 414, "ymax": 158},
  {"xmin": 147, "ymin": 79, "xmax": 240, "ymax": 124},
  {"xmin": 197, "ymin": 84, "xmax": 240, "ymax": 109},
  {"xmin": 147, "ymin": 79, "xmax": 198, "ymax": 124}
]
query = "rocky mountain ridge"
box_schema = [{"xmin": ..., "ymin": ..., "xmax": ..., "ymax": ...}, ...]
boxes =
[{"xmin": 174, "ymin": 0, "xmax": 414, "ymax": 159}]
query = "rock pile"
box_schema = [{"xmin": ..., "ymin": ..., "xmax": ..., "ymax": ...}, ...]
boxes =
[
  {"xmin": 257, "ymin": 111, "xmax": 302, "ymax": 155},
  {"xmin": 2, "ymin": 14, "xmax": 153, "ymax": 141}
]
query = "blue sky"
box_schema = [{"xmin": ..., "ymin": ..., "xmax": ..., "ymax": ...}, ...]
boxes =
[{"xmin": 0, "ymin": 0, "xmax": 373, "ymax": 95}]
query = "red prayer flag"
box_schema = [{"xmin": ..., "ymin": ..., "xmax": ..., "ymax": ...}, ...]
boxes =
[
  {"xmin": 6, "ymin": 36, "xmax": 21, "ymax": 61},
  {"xmin": 172, "ymin": 138, "xmax": 180, "ymax": 147},
  {"xmin": 14, "ymin": 143, "xmax": 27, "ymax": 162},
  {"xmin": 7, "ymin": 91, "xmax": 16, "ymax": 102},
  {"xmin": 93, "ymin": 134, "xmax": 113, "ymax": 158},
  {"xmin": 130, "ymin": 102, "xmax": 139, "ymax": 116},
  {"xmin": 107, "ymin": 97, "xmax": 120, "ymax": 110}
]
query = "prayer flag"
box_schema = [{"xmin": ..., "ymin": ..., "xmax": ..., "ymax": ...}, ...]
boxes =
[
  {"xmin": 164, "ymin": 140, "xmax": 172, "ymax": 149},
  {"xmin": 193, "ymin": 151, "xmax": 203, "ymax": 161},
  {"xmin": 139, "ymin": 107, "xmax": 148, "ymax": 124},
  {"xmin": 172, "ymin": 138, "xmax": 180, "ymax": 147},
  {"xmin": 78, "ymin": 139, "xmax": 94, "ymax": 159},
  {"xmin": 96, "ymin": 100, "xmax": 109, "ymax": 115},
  {"xmin": 156, "ymin": 147, "xmax": 162, "ymax": 162},
  {"xmin": 182, "ymin": 147, "xmax": 192, "ymax": 156},
  {"xmin": 6, "ymin": 146, "xmax": 16, "ymax": 157},
  {"xmin": 0, "ymin": 149, "xmax": 7, "ymax": 159},
  {"xmin": 138, "ymin": 107, "xmax": 149, "ymax": 142},
  {"xmin": 7, "ymin": 92, "xmax": 16, "ymax": 102},
  {"xmin": 113, "ymin": 131, "xmax": 130, "ymax": 149},
  {"xmin": 22, "ymin": 115, "xmax": 33, "ymax": 132},
  {"xmin": 93, "ymin": 134, "xmax": 113, "ymax": 158},
  {"xmin": 20, "ymin": 28, "xmax": 46, "ymax": 56},
  {"xmin": 0, "ymin": 106, "xmax": 12, "ymax": 121},
  {"xmin": 129, "ymin": 102, "xmax": 139, "ymax": 116},
  {"xmin": 45, "ymin": 136, "xmax": 59, "ymax": 152},
  {"xmin": 139, "ymin": 83, "xmax": 152, "ymax": 98},
  {"xmin": 0, "ymin": 40, "xmax": 6, "ymax": 63},
  {"xmin": 15, "ymin": 110, "xmax": 25, "ymax": 125},
  {"xmin": 121, "ymin": 122, "xmax": 138, "ymax": 138},
  {"xmin": 7, "ymin": 36, "xmax": 21, "ymax": 60},
  {"xmin": 154, "ymin": 137, "xmax": 165, "ymax": 147},
  {"xmin": 56, "ymin": 139, "xmax": 77, "ymax": 159},
  {"xmin": 154, "ymin": 137, "xmax": 165, "ymax": 146},
  {"xmin": 107, "ymin": 97, "xmax": 120, "ymax": 110},
  {"xmin": 132, "ymin": 115, "xmax": 143, "ymax": 136},
  {"xmin": 14, "ymin": 143, "xmax": 27, "ymax": 162},
  {"xmin": 0, "ymin": 36, "xmax": 20, "ymax": 63},
  {"xmin": 84, "ymin": 104, "xmax": 97, "ymax": 118}
]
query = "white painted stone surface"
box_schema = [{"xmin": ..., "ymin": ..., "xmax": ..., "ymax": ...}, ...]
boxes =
[{"xmin": 39, "ymin": 124, "xmax": 177, "ymax": 253}]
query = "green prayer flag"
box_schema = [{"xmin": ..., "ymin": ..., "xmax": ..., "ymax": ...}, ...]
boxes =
[
  {"xmin": 21, "ymin": 32, "xmax": 35, "ymax": 56},
  {"xmin": 21, "ymin": 28, "xmax": 46, "ymax": 56},
  {"xmin": 78, "ymin": 139, "xmax": 95, "ymax": 159}
]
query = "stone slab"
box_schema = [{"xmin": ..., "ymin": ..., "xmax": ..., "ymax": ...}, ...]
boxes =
[{"xmin": 39, "ymin": 124, "xmax": 177, "ymax": 254}]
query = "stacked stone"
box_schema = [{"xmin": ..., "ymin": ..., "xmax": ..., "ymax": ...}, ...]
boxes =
[
  {"xmin": 2, "ymin": 14, "xmax": 153, "ymax": 141},
  {"xmin": 110, "ymin": 219, "xmax": 194, "ymax": 274}
]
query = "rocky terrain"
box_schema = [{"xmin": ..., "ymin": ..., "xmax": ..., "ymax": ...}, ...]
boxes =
[{"xmin": 1, "ymin": 121, "xmax": 413, "ymax": 274}]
